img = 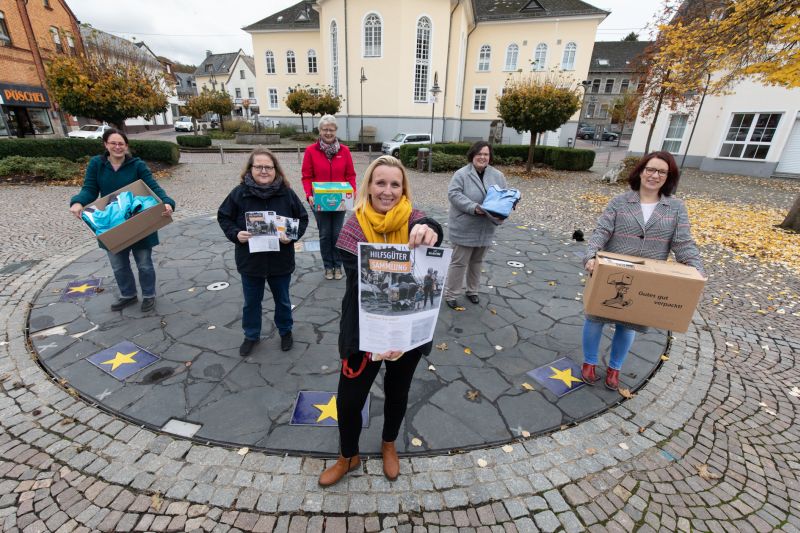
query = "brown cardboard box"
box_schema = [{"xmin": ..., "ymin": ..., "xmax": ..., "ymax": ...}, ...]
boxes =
[
  {"xmin": 83, "ymin": 179, "xmax": 171, "ymax": 254},
  {"xmin": 583, "ymin": 251, "xmax": 705, "ymax": 332}
]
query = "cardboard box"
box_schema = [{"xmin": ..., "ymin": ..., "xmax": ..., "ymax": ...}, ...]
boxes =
[
  {"xmin": 582, "ymin": 251, "xmax": 705, "ymax": 332},
  {"xmin": 312, "ymin": 182, "xmax": 354, "ymax": 212},
  {"xmin": 83, "ymin": 179, "xmax": 171, "ymax": 254}
]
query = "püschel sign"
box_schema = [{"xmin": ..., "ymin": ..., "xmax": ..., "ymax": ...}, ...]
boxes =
[{"xmin": 0, "ymin": 84, "xmax": 50, "ymax": 107}]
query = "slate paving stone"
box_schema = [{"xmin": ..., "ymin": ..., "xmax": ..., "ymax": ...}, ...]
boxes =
[{"xmin": 31, "ymin": 212, "xmax": 667, "ymax": 454}]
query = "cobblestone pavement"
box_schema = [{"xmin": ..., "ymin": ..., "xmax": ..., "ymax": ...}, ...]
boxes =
[{"xmin": 1, "ymin": 152, "xmax": 799, "ymax": 532}]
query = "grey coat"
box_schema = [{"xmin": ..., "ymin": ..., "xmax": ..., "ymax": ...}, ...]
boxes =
[{"xmin": 447, "ymin": 164, "xmax": 507, "ymax": 247}]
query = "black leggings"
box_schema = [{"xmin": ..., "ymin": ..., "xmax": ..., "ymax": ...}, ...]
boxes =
[{"xmin": 337, "ymin": 350, "xmax": 423, "ymax": 457}]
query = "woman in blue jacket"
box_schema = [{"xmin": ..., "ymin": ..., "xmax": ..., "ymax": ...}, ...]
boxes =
[
  {"xmin": 69, "ymin": 128, "xmax": 175, "ymax": 313},
  {"xmin": 217, "ymin": 148, "xmax": 309, "ymax": 356}
]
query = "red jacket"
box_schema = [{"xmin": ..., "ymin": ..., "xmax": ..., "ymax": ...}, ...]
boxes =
[{"xmin": 301, "ymin": 142, "xmax": 357, "ymax": 201}]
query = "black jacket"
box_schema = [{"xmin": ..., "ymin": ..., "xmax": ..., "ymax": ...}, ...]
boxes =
[
  {"xmin": 337, "ymin": 215, "xmax": 443, "ymax": 363},
  {"xmin": 217, "ymin": 183, "xmax": 309, "ymax": 277}
]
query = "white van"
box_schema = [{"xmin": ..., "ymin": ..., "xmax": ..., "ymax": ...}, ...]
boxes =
[{"xmin": 381, "ymin": 133, "xmax": 432, "ymax": 158}]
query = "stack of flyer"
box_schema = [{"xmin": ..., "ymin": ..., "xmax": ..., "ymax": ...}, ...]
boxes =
[{"xmin": 245, "ymin": 211, "xmax": 300, "ymax": 253}]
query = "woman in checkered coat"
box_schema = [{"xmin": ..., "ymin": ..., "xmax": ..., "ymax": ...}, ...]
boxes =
[{"xmin": 581, "ymin": 151, "xmax": 705, "ymax": 390}]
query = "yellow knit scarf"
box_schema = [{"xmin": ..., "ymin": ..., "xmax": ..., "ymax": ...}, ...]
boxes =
[{"xmin": 355, "ymin": 196, "xmax": 412, "ymax": 244}]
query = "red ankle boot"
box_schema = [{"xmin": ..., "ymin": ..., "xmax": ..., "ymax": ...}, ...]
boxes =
[
  {"xmin": 581, "ymin": 363, "xmax": 600, "ymax": 385},
  {"xmin": 605, "ymin": 368, "xmax": 620, "ymax": 391}
]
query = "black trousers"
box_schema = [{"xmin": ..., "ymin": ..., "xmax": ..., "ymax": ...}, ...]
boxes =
[{"xmin": 337, "ymin": 349, "xmax": 422, "ymax": 458}]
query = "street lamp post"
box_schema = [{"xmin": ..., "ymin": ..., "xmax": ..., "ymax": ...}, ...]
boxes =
[
  {"xmin": 428, "ymin": 72, "xmax": 441, "ymax": 173},
  {"xmin": 359, "ymin": 67, "xmax": 367, "ymax": 152}
]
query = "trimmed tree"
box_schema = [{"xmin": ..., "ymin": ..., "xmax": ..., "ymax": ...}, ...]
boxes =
[
  {"xmin": 285, "ymin": 86, "xmax": 312, "ymax": 132},
  {"xmin": 206, "ymin": 90, "xmax": 233, "ymax": 132},
  {"xmin": 610, "ymin": 92, "xmax": 641, "ymax": 147},
  {"xmin": 496, "ymin": 73, "xmax": 581, "ymax": 172},
  {"xmin": 181, "ymin": 92, "xmax": 213, "ymax": 135}
]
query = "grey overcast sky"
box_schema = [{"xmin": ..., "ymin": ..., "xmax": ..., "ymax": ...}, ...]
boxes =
[{"xmin": 68, "ymin": 0, "xmax": 662, "ymax": 66}]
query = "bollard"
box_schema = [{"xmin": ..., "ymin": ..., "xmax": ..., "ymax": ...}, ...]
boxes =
[
  {"xmin": 297, "ymin": 146, "xmax": 301, "ymax": 164},
  {"xmin": 606, "ymin": 151, "xmax": 611, "ymax": 166},
  {"xmin": 220, "ymin": 146, "xmax": 224, "ymax": 164}
]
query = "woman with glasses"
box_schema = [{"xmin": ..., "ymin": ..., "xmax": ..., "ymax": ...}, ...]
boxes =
[
  {"xmin": 581, "ymin": 151, "xmax": 704, "ymax": 390},
  {"xmin": 301, "ymin": 114, "xmax": 357, "ymax": 281},
  {"xmin": 218, "ymin": 149, "xmax": 309, "ymax": 357},
  {"xmin": 69, "ymin": 128, "xmax": 175, "ymax": 313}
]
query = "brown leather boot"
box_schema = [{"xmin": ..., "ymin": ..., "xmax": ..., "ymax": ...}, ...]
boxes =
[
  {"xmin": 605, "ymin": 368, "xmax": 620, "ymax": 391},
  {"xmin": 381, "ymin": 441, "xmax": 399, "ymax": 481},
  {"xmin": 318, "ymin": 455, "xmax": 361, "ymax": 487},
  {"xmin": 581, "ymin": 363, "xmax": 600, "ymax": 385}
]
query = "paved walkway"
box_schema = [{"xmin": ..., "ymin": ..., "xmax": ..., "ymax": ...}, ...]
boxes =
[{"xmin": 1, "ymin": 152, "xmax": 798, "ymax": 532}]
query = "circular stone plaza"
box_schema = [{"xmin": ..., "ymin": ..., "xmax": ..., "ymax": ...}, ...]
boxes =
[{"xmin": 1, "ymin": 149, "xmax": 797, "ymax": 532}]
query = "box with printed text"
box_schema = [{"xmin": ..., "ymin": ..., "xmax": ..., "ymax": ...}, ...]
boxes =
[{"xmin": 312, "ymin": 182, "xmax": 354, "ymax": 212}]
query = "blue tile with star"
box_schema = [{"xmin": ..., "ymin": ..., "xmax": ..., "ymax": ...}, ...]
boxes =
[
  {"xmin": 60, "ymin": 278, "xmax": 102, "ymax": 301},
  {"xmin": 86, "ymin": 340, "xmax": 160, "ymax": 381},
  {"xmin": 290, "ymin": 391, "xmax": 370, "ymax": 427},
  {"xmin": 527, "ymin": 357, "xmax": 586, "ymax": 397}
]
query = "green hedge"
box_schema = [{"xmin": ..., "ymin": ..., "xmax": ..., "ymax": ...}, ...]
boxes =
[
  {"xmin": 176, "ymin": 134, "xmax": 211, "ymax": 148},
  {"xmin": 0, "ymin": 155, "xmax": 81, "ymax": 181},
  {"xmin": 398, "ymin": 142, "xmax": 594, "ymax": 171},
  {"xmin": 0, "ymin": 138, "xmax": 179, "ymax": 165}
]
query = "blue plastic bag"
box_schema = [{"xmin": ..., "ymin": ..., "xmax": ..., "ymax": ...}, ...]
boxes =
[
  {"xmin": 82, "ymin": 191, "xmax": 159, "ymax": 235},
  {"xmin": 481, "ymin": 185, "xmax": 521, "ymax": 219}
]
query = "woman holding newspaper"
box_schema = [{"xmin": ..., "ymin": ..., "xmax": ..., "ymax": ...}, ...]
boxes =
[
  {"xmin": 68, "ymin": 128, "xmax": 175, "ymax": 313},
  {"xmin": 581, "ymin": 151, "xmax": 704, "ymax": 390},
  {"xmin": 217, "ymin": 148, "xmax": 309, "ymax": 357},
  {"xmin": 444, "ymin": 141, "xmax": 507, "ymax": 309},
  {"xmin": 318, "ymin": 155, "xmax": 442, "ymax": 487}
]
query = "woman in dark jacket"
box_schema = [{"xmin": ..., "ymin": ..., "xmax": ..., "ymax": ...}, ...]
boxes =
[
  {"xmin": 318, "ymin": 155, "xmax": 442, "ymax": 487},
  {"xmin": 69, "ymin": 128, "xmax": 175, "ymax": 313},
  {"xmin": 217, "ymin": 148, "xmax": 309, "ymax": 356},
  {"xmin": 581, "ymin": 151, "xmax": 704, "ymax": 390}
]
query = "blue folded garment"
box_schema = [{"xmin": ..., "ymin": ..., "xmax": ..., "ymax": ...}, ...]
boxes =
[
  {"xmin": 82, "ymin": 191, "xmax": 159, "ymax": 235},
  {"xmin": 481, "ymin": 185, "xmax": 521, "ymax": 219}
]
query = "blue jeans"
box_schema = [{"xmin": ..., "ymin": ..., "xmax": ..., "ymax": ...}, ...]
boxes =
[
  {"xmin": 313, "ymin": 210, "xmax": 345, "ymax": 269},
  {"xmin": 241, "ymin": 273, "xmax": 293, "ymax": 340},
  {"xmin": 582, "ymin": 318, "xmax": 637, "ymax": 370},
  {"xmin": 107, "ymin": 247, "xmax": 156, "ymax": 298}
]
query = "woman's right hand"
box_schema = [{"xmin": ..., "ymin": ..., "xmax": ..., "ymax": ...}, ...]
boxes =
[
  {"xmin": 474, "ymin": 205, "xmax": 486, "ymax": 216},
  {"xmin": 307, "ymin": 196, "xmax": 314, "ymax": 207},
  {"xmin": 69, "ymin": 203, "xmax": 84, "ymax": 220},
  {"xmin": 237, "ymin": 231, "xmax": 251, "ymax": 243},
  {"xmin": 585, "ymin": 259, "xmax": 596, "ymax": 274}
]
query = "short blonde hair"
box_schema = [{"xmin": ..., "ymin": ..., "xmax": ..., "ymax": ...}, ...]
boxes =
[
  {"xmin": 318, "ymin": 114, "xmax": 337, "ymax": 130},
  {"xmin": 353, "ymin": 155, "xmax": 412, "ymax": 212}
]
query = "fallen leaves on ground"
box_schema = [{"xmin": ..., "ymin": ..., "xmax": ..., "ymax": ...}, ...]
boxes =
[
  {"xmin": 502, "ymin": 444, "xmax": 514, "ymax": 453},
  {"xmin": 619, "ymin": 388, "xmax": 635, "ymax": 399},
  {"xmin": 696, "ymin": 463, "xmax": 721, "ymax": 480},
  {"xmin": 477, "ymin": 458, "xmax": 488, "ymax": 468},
  {"xmin": 521, "ymin": 382, "xmax": 534, "ymax": 391},
  {"xmin": 466, "ymin": 390, "xmax": 480, "ymax": 400},
  {"xmin": 435, "ymin": 342, "xmax": 448, "ymax": 351},
  {"xmin": 237, "ymin": 447, "xmax": 249, "ymax": 456},
  {"xmin": 411, "ymin": 437, "xmax": 423, "ymax": 447},
  {"xmin": 151, "ymin": 492, "xmax": 163, "ymax": 511},
  {"xmin": 463, "ymin": 347, "xmax": 472, "ymax": 355}
]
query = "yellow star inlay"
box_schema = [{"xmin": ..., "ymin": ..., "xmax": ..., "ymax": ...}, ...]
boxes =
[
  {"xmin": 101, "ymin": 350, "xmax": 139, "ymax": 371},
  {"xmin": 549, "ymin": 366, "xmax": 583, "ymax": 388},
  {"xmin": 313, "ymin": 395, "xmax": 338, "ymax": 422},
  {"xmin": 67, "ymin": 283, "xmax": 95, "ymax": 294}
]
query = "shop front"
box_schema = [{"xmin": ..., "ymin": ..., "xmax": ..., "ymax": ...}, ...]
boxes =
[{"xmin": 0, "ymin": 83, "xmax": 55, "ymax": 137}]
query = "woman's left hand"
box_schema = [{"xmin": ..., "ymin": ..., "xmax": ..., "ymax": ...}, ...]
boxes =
[
  {"xmin": 408, "ymin": 224, "xmax": 437, "ymax": 249},
  {"xmin": 162, "ymin": 204, "xmax": 173, "ymax": 217},
  {"xmin": 279, "ymin": 236, "xmax": 291, "ymax": 244}
]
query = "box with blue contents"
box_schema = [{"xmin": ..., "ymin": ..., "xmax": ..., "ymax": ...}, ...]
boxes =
[
  {"xmin": 312, "ymin": 182, "xmax": 354, "ymax": 212},
  {"xmin": 82, "ymin": 179, "xmax": 171, "ymax": 254}
]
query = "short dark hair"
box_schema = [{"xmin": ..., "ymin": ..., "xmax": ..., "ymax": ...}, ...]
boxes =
[
  {"xmin": 102, "ymin": 127, "xmax": 128, "ymax": 144},
  {"xmin": 466, "ymin": 141, "xmax": 494, "ymax": 165},
  {"xmin": 628, "ymin": 151, "xmax": 680, "ymax": 196}
]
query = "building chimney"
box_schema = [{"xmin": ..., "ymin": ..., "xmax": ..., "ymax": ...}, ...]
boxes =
[{"xmin": 206, "ymin": 50, "xmax": 212, "ymax": 57}]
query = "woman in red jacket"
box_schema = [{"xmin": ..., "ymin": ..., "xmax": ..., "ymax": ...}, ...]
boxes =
[{"xmin": 301, "ymin": 114, "xmax": 357, "ymax": 281}]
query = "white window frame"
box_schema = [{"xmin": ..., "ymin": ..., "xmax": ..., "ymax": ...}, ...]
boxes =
[
  {"xmin": 268, "ymin": 88, "xmax": 279, "ymax": 110},
  {"xmin": 362, "ymin": 12, "xmax": 382, "ymax": 58},
  {"xmin": 585, "ymin": 102, "xmax": 596, "ymax": 118},
  {"xmin": 533, "ymin": 43, "xmax": 547, "ymax": 71},
  {"xmin": 718, "ymin": 112, "xmax": 782, "ymax": 160},
  {"xmin": 307, "ymin": 49, "xmax": 317, "ymax": 73},
  {"xmin": 472, "ymin": 87, "xmax": 488, "ymax": 112},
  {"xmin": 50, "ymin": 27, "xmax": 63, "ymax": 53},
  {"xmin": 620, "ymin": 79, "xmax": 630, "ymax": 93},
  {"xmin": 604, "ymin": 79, "xmax": 615, "ymax": 93},
  {"xmin": 598, "ymin": 103, "xmax": 609, "ymax": 119},
  {"xmin": 331, "ymin": 20, "xmax": 339, "ymax": 96},
  {"xmin": 561, "ymin": 42, "xmax": 576, "ymax": 70},
  {"xmin": 504, "ymin": 43, "xmax": 519, "ymax": 71},
  {"xmin": 661, "ymin": 114, "xmax": 688, "ymax": 154},
  {"xmin": 286, "ymin": 50, "xmax": 296, "ymax": 74},
  {"xmin": 235, "ymin": 88, "xmax": 241, "ymax": 98},
  {"xmin": 239, "ymin": 69, "xmax": 245, "ymax": 80},
  {"xmin": 477, "ymin": 44, "xmax": 491, "ymax": 72},
  {"xmin": 247, "ymin": 87, "xmax": 255, "ymax": 98},
  {"xmin": 413, "ymin": 15, "xmax": 432, "ymax": 103},
  {"xmin": 265, "ymin": 50, "xmax": 275, "ymax": 75}
]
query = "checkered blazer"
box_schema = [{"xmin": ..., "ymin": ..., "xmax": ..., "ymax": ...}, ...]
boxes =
[{"xmin": 584, "ymin": 191, "xmax": 704, "ymax": 276}]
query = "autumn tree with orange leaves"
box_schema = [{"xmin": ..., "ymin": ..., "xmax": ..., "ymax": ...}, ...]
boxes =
[{"xmin": 641, "ymin": 0, "xmax": 800, "ymax": 230}]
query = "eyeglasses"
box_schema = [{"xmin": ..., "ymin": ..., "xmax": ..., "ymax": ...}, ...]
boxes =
[
  {"xmin": 252, "ymin": 165, "xmax": 275, "ymax": 172},
  {"xmin": 643, "ymin": 167, "xmax": 668, "ymax": 177},
  {"xmin": 106, "ymin": 142, "xmax": 126, "ymax": 147}
]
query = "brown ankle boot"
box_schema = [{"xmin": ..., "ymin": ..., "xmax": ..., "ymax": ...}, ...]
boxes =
[
  {"xmin": 605, "ymin": 368, "xmax": 620, "ymax": 391},
  {"xmin": 581, "ymin": 363, "xmax": 600, "ymax": 385},
  {"xmin": 381, "ymin": 441, "xmax": 399, "ymax": 481},
  {"xmin": 318, "ymin": 455, "xmax": 361, "ymax": 487}
]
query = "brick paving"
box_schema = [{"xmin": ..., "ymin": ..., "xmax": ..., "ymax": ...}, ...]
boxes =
[{"xmin": 1, "ymin": 151, "xmax": 799, "ymax": 531}]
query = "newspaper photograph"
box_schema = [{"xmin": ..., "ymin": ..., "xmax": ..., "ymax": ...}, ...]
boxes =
[
  {"xmin": 357, "ymin": 243, "xmax": 452, "ymax": 354},
  {"xmin": 245, "ymin": 211, "xmax": 279, "ymax": 252}
]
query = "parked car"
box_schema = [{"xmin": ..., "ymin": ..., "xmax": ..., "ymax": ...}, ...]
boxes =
[
  {"xmin": 174, "ymin": 116, "xmax": 194, "ymax": 132},
  {"xmin": 577, "ymin": 126, "xmax": 618, "ymax": 141},
  {"xmin": 67, "ymin": 124, "xmax": 111, "ymax": 139},
  {"xmin": 381, "ymin": 133, "xmax": 432, "ymax": 158}
]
